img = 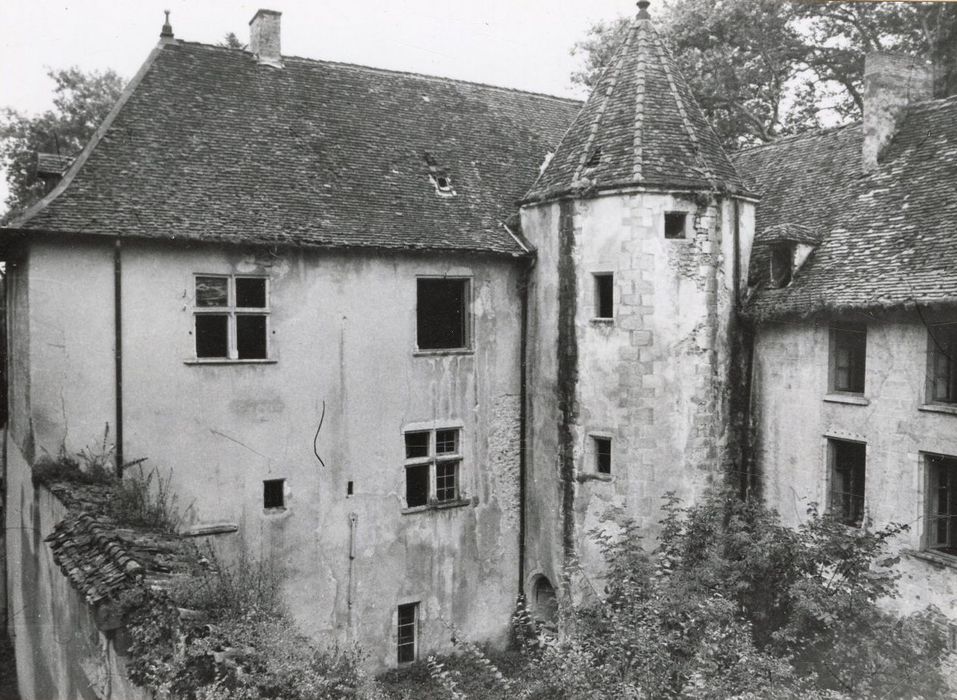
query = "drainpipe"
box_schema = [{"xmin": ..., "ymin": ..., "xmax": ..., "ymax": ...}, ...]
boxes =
[
  {"xmin": 114, "ymin": 238, "xmax": 124, "ymax": 476},
  {"xmin": 347, "ymin": 512, "xmax": 358, "ymax": 637},
  {"xmin": 518, "ymin": 255, "xmax": 534, "ymax": 596}
]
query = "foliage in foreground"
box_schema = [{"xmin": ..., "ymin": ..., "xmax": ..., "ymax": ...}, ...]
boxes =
[{"xmin": 404, "ymin": 490, "xmax": 950, "ymax": 699}]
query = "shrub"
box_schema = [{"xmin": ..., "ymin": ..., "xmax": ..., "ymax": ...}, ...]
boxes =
[{"xmin": 109, "ymin": 461, "xmax": 180, "ymax": 533}]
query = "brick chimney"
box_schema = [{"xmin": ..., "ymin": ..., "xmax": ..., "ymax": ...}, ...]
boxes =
[
  {"xmin": 862, "ymin": 53, "xmax": 933, "ymax": 171},
  {"xmin": 249, "ymin": 9, "xmax": 282, "ymax": 67}
]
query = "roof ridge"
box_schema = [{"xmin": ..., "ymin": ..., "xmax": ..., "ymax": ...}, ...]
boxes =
[{"xmin": 171, "ymin": 39, "xmax": 584, "ymax": 105}]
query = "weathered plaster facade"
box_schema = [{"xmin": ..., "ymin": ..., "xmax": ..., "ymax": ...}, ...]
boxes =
[
  {"xmin": 521, "ymin": 191, "xmax": 754, "ymax": 599},
  {"xmin": 5, "ymin": 236, "xmax": 524, "ymax": 668},
  {"xmin": 753, "ymin": 312, "xmax": 957, "ymax": 619}
]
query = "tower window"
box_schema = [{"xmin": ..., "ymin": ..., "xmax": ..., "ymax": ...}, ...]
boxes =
[
  {"xmin": 397, "ymin": 602, "xmax": 419, "ymax": 664},
  {"xmin": 664, "ymin": 211, "xmax": 687, "ymax": 239},
  {"xmin": 594, "ymin": 273, "xmax": 614, "ymax": 320},
  {"xmin": 263, "ymin": 479, "xmax": 285, "ymax": 509},
  {"xmin": 593, "ymin": 437, "xmax": 612, "ymax": 474}
]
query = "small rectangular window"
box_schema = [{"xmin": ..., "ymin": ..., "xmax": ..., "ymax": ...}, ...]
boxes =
[
  {"xmin": 769, "ymin": 243, "xmax": 793, "ymax": 288},
  {"xmin": 416, "ymin": 278, "xmax": 469, "ymax": 351},
  {"xmin": 263, "ymin": 479, "xmax": 285, "ymax": 509},
  {"xmin": 829, "ymin": 324, "xmax": 866, "ymax": 394},
  {"xmin": 405, "ymin": 465, "xmax": 430, "ymax": 507},
  {"xmin": 194, "ymin": 275, "xmax": 269, "ymax": 361},
  {"xmin": 664, "ymin": 212, "xmax": 687, "ymax": 239},
  {"xmin": 928, "ymin": 324, "xmax": 957, "ymax": 404},
  {"xmin": 828, "ymin": 439, "xmax": 865, "ymax": 527},
  {"xmin": 594, "ymin": 437, "xmax": 612, "ymax": 475},
  {"xmin": 594, "ymin": 273, "xmax": 614, "ymax": 319},
  {"xmin": 927, "ymin": 454, "xmax": 957, "ymax": 556},
  {"xmin": 405, "ymin": 432, "xmax": 430, "ymax": 459},
  {"xmin": 347, "ymin": 481, "xmax": 354, "ymax": 497},
  {"xmin": 397, "ymin": 603, "xmax": 419, "ymax": 664}
]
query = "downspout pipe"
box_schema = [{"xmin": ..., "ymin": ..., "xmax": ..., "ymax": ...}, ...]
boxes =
[
  {"xmin": 114, "ymin": 238, "xmax": 124, "ymax": 476},
  {"xmin": 518, "ymin": 254, "xmax": 534, "ymax": 596}
]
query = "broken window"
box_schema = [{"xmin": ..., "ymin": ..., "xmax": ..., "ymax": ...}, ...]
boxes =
[
  {"xmin": 194, "ymin": 275, "xmax": 269, "ymax": 360},
  {"xmin": 829, "ymin": 324, "xmax": 867, "ymax": 394},
  {"xmin": 927, "ymin": 454, "xmax": 957, "ymax": 556},
  {"xmin": 664, "ymin": 211, "xmax": 687, "ymax": 239},
  {"xmin": 828, "ymin": 439, "xmax": 866, "ymax": 527},
  {"xmin": 593, "ymin": 273, "xmax": 614, "ymax": 320},
  {"xmin": 593, "ymin": 436, "xmax": 612, "ymax": 475},
  {"xmin": 769, "ymin": 243, "xmax": 793, "ymax": 288},
  {"xmin": 263, "ymin": 478, "xmax": 285, "ymax": 509},
  {"xmin": 416, "ymin": 278, "xmax": 470, "ymax": 351},
  {"xmin": 397, "ymin": 602, "xmax": 419, "ymax": 664},
  {"xmin": 403, "ymin": 427, "xmax": 462, "ymax": 508},
  {"xmin": 928, "ymin": 323, "xmax": 957, "ymax": 404}
]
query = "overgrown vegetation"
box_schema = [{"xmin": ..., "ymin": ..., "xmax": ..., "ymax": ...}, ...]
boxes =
[
  {"xmin": 387, "ymin": 489, "xmax": 951, "ymax": 699},
  {"xmin": 121, "ymin": 547, "xmax": 383, "ymax": 700}
]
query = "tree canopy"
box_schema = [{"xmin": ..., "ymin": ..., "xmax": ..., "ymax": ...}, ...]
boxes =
[
  {"xmin": 570, "ymin": 0, "xmax": 957, "ymax": 149},
  {"xmin": 0, "ymin": 67, "xmax": 124, "ymax": 219}
]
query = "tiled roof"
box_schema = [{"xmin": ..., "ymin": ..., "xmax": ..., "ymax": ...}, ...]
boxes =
[
  {"xmin": 524, "ymin": 7, "xmax": 748, "ymax": 203},
  {"xmin": 43, "ymin": 481, "xmax": 201, "ymax": 609},
  {"xmin": 35, "ymin": 153, "xmax": 74, "ymax": 177},
  {"xmin": 13, "ymin": 42, "xmax": 581, "ymax": 256},
  {"xmin": 735, "ymin": 95, "xmax": 957, "ymax": 319}
]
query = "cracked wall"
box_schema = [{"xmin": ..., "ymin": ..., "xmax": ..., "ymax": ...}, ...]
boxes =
[{"xmin": 11, "ymin": 237, "xmax": 524, "ymax": 670}]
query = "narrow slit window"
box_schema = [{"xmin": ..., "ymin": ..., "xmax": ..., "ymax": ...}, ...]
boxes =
[
  {"xmin": 664, "ymin": 212, "xmax": 687, "ymax": 239},
  {"xmin": 397, "ymin": 603, "xmax": 419, "ymax": 664},
  {"xmin": 347, "ymin": 481, "xmax": 354, "ymax": 497},
  {"xmin": 828, "ymin": 439, "xmax": 866, "ymax": 526},
  {"xmin": 263, "ymin": 478, "xmax": 285, "ymax": 509},
  {"xmin": 594, "ymin": 437, "xmax": 612, "ymax": 475},
  {"xmin": 416, "ymin": 278, "xmax": 470, "ymax": 351},
  {"xmin": 594, "ymin": 273, "xmax": 614, "ymax": 320}
]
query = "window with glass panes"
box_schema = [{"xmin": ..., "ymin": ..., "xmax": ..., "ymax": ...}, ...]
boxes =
[
  {"xmin": 396, "ymin": 602, "xmax": 418, "ymax": 664},
  {"xmin": 194, "ymin": 275, "xmax": 269, "ymax": 360},
  {"xmin": 927, "ymin": 454, "xmax": 957, "ymax": 556},
  {"xmin": 928, "ymin": 324, "xmax": 957, "ymax": 404},
  {"xmin": 403, "ymin": 427, "xmax": 461, "ymax": 507},
  {"xmin": 828, "ymin": 439, "xmax": 866, "ymax": 526},
  {"xmin": 829, "ymin": 324, "xmax": 866, "ymax": 393}
]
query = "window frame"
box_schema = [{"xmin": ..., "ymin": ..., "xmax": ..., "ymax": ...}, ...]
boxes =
[
  {"xmin": 924, "ymin": 452, "xmax": 957, "ymax": 558},
  {"xmin": 592, "ymin": 272, "xmax": 614, "ymax": 321},
  {"xmin": 926, "ymin": 323, "xmax": 957, "ymax": 405},
  {"xmin": 192, "ymin": 274, "xmax": 271, "ymax": 362},
  {"xmin": 593, "ymin": 436, "xmax": 612, "ymax": 475},
  {"xmin": 414, "ymin": 276, "xmax": 473, "ymax": 354},
  {"xmin": 826, "ymin": 438, "xmax": 867, "ymax": 528},
  {"xmin": 403, "ymin": 426, "xmax": 464, "ymax": 510},
  {"xmin": 664, "ymin": 211, "xmax": 689, "ymax": 240},
  {"xmin": 396, "ymin": 602, "xmax": 419, "ymax": 665},
  {"xmin": 828, "ymin": 323, "xmax": 867, "ymax": 395}
]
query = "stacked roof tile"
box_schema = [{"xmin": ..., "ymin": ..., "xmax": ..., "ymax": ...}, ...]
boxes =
[
  {"xmin": 14, "ymin": 42, "xmax": 581, "ymax": 256},
  {"xmin": 735, "ymin": 95, "xmax": 957, "ymax": 319},
  {"xmin": 524, "ymin": 4, "xmax": 748, "ymax": 202}
]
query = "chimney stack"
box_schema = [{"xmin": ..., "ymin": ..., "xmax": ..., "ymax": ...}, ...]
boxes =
[
  {"xmin": 862, "ymin": 53, "xmax": 933, "ymax": 171},
  {"xmin": 249, "ymin": 9, "xmax": 282, "ymax": 67}
]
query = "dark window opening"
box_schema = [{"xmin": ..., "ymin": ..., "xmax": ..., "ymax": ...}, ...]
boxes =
[
  {"xmin": 828, "ymin": 440, "xmax": 865, "ymax": 526},
  {"xmin": 405, "ymin": 465, "xmax": 430, "ymax": 508},
  {"xmin": 196, "ymin": 314, "xmax": 229, "ymax": 358},
  {"xmin": 928, "ymin": 455, "xmax": 957, "ymax": 556},
  {"xmin": 435, "ymin": 461, "xmax": 458, "ymax": 502},
  {"xmin": 405, "ymin": 432, "xmax": 430, "ymax": 459},
  {"xmin": 769, "ymin": 243, "xmax": 793, "ymax": 288},
  {"xmin": 397, "ymin": 603, "xmax": 418, "ymax": 664},
  {"xmin": 263, "ymin": 478, "xmax": 285, "ymax": 509},
  {"xmin": 347, "ymin": 481, "xmax": 354, "ymax": 497},
  {"xmin": 416, "ymin": 278, "xmax": 469, "ymax": 350},
  {"xmin": 664, "ymin": 212, "xmax": 687, "ymax": 239},
  {"xmin": 929, "ymin": 324, "xmax": 957, "ymax": 404},
  {"xmin": 237, "ymin": 315, "xmax": 268, "ymax": 359},
  {"xmin": 594, "ymin": 274, "xmax": 614, "ymax": 319},
  {"xmin": 830, "ymin": 325, "xmax": 867, "ymax": 394},
  {"xmin": 236, "ymin": 277, "xmax": 267, "ymax": 308},
  {"xmin": 594, "ymin": 437, "xmax": 612, "ymax": 475},
  {"xmin": 531, "ymin": 576, "xmax": 558, "ymax": 624},
  {"xmin": 585, "ymin": 146, "xmax": 602, "ymax": 168}
]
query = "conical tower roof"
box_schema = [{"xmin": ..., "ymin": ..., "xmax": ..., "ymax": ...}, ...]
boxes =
[{"xmin": 525, "ymin": 1, "xmax": 749, "ymax": 203}]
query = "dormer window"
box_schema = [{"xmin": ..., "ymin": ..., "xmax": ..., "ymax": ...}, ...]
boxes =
[
  {"xmin": 584, "ymin": 146, "xmax": 602, "ymax": 169},
  {"xmin": 769, "ymin": 243, "xmax": 793, "ymax": 288},
  {"xmin": 424, "ymin": 152, "xmax": 455, "ymax": 196}
]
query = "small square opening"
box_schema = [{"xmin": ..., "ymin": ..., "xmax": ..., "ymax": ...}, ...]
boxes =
[
  {"xmin": 263, "ymin": 478, "xmax": 285, "ymax": 509},
  {"xmin": 664, "ymin": 212, "xmax": 687, "ymax": 239},
  {"xmin": 594, "ymin": 273, "xmax": 614, "ymax": 319}
]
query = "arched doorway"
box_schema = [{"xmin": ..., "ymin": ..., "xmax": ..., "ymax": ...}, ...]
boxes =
[{"xmin": 530, "ymin": 575, "xmax": 557, "ymax": 625}]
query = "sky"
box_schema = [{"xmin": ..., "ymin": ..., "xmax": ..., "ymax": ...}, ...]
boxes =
[{"xmin": 0, "ymin": 0, "xmax": 638, "ymax": 207}]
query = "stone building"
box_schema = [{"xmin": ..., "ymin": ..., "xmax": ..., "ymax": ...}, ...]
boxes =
[{"xmin": 1, "ymin": 2, "xmax": 955, "ymax": 693}]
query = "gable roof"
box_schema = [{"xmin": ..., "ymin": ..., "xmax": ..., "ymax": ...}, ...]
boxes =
[
  {"xmin": 736, "ymin": 94, "xmax": 957, "ymax": 320},
  {"xmin": 10, "ymin": 41, "xmax": 581, "ymax": 257},
  {"xmin": 524, "ymin": 6, "xmax": 748, "ymax": 203}
]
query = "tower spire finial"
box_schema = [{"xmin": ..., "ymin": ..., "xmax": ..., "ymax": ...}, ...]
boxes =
[
  {"xmin": 637, "ymin": 0, "xmax": 651, "ymax": 19},
  {"xmin": 160, "ymin": 9, "xmax": 174, "ymax": 39}
]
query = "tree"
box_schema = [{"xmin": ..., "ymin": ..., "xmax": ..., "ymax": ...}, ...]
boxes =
[
  {"xmin": 0, "ymin": 67, "xmax": 124, "ymax": 219},
  {"xmin": 570, "ymin": 1, "xmax": 957, "ymax": 149},
  {"xmin": 219, "ymin": 32, "xmax": 246, "ymax": 50}
]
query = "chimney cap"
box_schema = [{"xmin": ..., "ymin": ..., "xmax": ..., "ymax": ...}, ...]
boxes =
[
  {"xmin": 249, "ymin": 8, "xmax": 282, "ymax": 25},
  {"xmin": 160, "ymin": 9, "xmax": 173, "ymax": 39},
  {"xmin": 637, "ymin": 1, "xmax": 651, "ymax": 19}
]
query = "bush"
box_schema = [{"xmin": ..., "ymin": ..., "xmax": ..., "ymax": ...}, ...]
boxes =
[{"xmin": 109, "ymin": 461, "xmax": 181, "ymax": 533}]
